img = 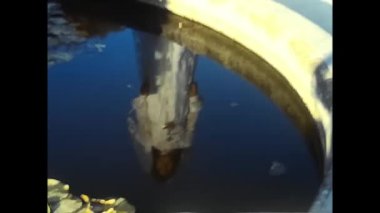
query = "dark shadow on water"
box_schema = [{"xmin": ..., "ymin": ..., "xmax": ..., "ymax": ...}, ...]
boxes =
[{"xmin": 58, "ymin": 0, "xmax": 169, "ymax": 36}]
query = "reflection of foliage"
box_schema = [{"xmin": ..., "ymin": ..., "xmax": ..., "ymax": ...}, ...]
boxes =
[
  {"xmin": 48, "ymin": 1, "xmax": 106, "ymax": 67},
  {"xmin": 48, "ymin": 1, "xmax": 84, "ymax": 67},
  {"xmin": 48, "ymin": 52, "xmax": 73, "ymax": 66}
]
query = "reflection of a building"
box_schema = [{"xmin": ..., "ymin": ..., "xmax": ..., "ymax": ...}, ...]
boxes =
[{"xmin": 128, "ymin": 31, "xmax": 202, "ymax": 182}]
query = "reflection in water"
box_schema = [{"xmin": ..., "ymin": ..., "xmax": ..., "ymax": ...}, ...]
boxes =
[
  {"xmin": 128, "ymin": 31, "xmax": 202, "ymax": 181},
  {"xmin": 48, "ymin": 1, "xmax": 325, "ymax": 211}
]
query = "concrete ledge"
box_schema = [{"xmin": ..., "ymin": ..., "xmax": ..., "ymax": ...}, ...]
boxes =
[
  {"xmin": 140, "ymin": 0, "xmax": 332, "ymax": 171},
  {"xmin": 138, "ymin": 2, "xmax": 332, "ymax": 211}
]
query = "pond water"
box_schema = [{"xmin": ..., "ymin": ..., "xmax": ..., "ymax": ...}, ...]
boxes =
[{"xmin": 48, "ymin": 1, "xmax": 323, "ymax": 212}]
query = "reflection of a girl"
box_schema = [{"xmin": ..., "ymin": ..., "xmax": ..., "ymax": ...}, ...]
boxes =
[{"xmin": 128, "ymin": 31, "xmax": 202, "ymax": 182}]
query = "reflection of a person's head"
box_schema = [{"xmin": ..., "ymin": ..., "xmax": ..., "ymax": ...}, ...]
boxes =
[{"xmin": 151, "ymin": 147, "xmax": 183, "ymax": 182}]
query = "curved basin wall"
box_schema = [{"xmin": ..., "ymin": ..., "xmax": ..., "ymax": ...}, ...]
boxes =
[{"xmin": 139, "ymin": 0, "xmax": 333, "ymax": 171}]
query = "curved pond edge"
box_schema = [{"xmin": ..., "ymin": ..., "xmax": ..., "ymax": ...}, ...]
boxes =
[{"xmin": 138, "ymin": 0, "xmax": 332, "ymax": 212}]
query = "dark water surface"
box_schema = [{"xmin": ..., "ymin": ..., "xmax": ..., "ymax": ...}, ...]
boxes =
[{"xmin": 48, "ymin": 1, "xmax": 322, "ymax": 212}]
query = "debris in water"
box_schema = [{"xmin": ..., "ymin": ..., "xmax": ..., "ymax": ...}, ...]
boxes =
[
  {"xmin": 269, "ymin": 161, "xmax": 287, "ymax": 176},
  {"xmin": 94, "ymin": 43, "xmax": 106, "ymax": 52},
  {"xmin": 229, "ymin": 102, "xmax": 239, "ymax": 107}
]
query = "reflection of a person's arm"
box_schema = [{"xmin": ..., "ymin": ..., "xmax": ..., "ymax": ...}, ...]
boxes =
[{"xmin": 187, "ymin": 82, "xmax": 202, "ymax": 132}]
